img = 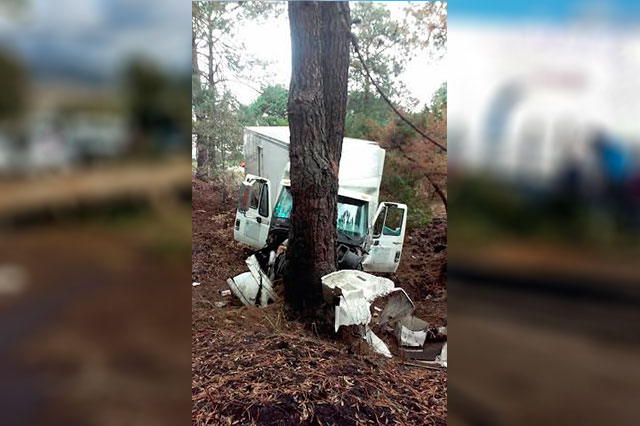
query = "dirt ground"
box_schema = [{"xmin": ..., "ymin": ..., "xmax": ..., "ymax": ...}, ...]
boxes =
[{"xmin": 192, "ymin": 178, "xmax": 447, "ymax": 425}]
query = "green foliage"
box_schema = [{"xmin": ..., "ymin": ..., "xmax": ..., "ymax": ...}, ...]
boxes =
[
  {"xmin": 192, "ymin": 88, "xmax": 244, "ymax": 169},
  {"xmin": 346, "ymin": 2, "xmax": 444, "ymax": 141},
  {"xmin": 240, "ymin": 85, "xmax": 289, "ymax": 126},
  {"xmin": 350, "ymin": 2, "xmax": 409, "ymax": 97},
  {"xmin": 345, "ymin": 91, "xmax": 390, "ymax": 139},
  {"xmin": 428, "ymin": 82, "xmax": 447, "ymax": 120},
  {"xmin": 380, "ymin": 153, "xmax": 433, "ymax": 229},
  {"xmin": 192, "ymin": 2, "xmax": 284, "ymax": 174}
]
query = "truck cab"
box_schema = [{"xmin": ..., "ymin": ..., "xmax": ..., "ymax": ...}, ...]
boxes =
[
  {"xmin": 234, "ymin": 127, "xmax": 408, "ymax": 274},
  {"xmin": 234, "ymin": 175, "xmax": 407, "ymax": 273}
]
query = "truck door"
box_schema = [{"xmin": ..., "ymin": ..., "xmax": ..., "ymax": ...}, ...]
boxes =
[
  {"xmin": 234, "ymin": 174, "xmax": 271, "ymax": 249},
  {"xmin": 362, "ymin": 202, "xmax": 408, "ymax": 273}
]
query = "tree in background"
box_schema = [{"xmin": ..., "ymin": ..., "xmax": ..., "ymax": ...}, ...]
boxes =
[
  {"xmin": 192, "ymin": 1, "xmax": 283, "ymax": 178},
  {"xmin": 347, "ymin": 2, "xmax": 448, "ymax": 217},
  {"xmin": 428, "ymin": 82, "xmax": 447, "ymax": 120},
  {"xmin": 285, "ymin": 1, "xmax": 350, "ymax": 314},
  {"xmin": 345, "ymin": 1, "xmax": 446, "ymax": 140},
  {"xmin": 239, "ymin": 85, "xmax": 289, "ymax": 126},
  {"xmin": 347, "ymin": 2, "xmax": 412, "ymax": 138},
  {"xmin": 404, "ymin": 1, "xmax": 447, "ymax": 60},
  {"xmin": 379, "ymin": 84, "xmax": 447, "ymax": 225}
]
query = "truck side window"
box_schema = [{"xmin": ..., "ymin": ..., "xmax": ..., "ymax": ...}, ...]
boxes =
[
  {"xmin": 383, "ymin": 205, "xmax": 404, "ymax": 236},
  {"xmin": 258, "ymin": 184, "xmax": 269, "ymax": 217},
  {"xmin": 237, "ymin": 184, "xmax": 248, "ymax": 213},
  {"xmin": 248, "ymin": 183, "xmax": 260, "ymax": 210},
  {"xmin": 373, "ymin": 206, "xmax": 387, "ymax": 238}
]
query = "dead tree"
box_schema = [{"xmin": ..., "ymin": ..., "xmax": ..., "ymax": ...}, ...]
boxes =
[{"xmin": 284, "ymin": 1, "xmax": 350, "ymax": 314}]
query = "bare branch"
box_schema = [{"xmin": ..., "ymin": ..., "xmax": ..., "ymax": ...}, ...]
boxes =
[{"xmin": 351, "ymin": 34, "xmax": 447, "ymax": 152}]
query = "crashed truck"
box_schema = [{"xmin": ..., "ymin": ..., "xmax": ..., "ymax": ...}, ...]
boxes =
[
  {"xmin": 227, "ymin": 127, "xmax": 445, "ymax": 362},
  {"xmin": 234, "ymin": 126, "xmax": 408, "ymax": 273}
]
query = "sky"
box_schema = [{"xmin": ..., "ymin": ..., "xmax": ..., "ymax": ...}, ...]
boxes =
[
  {"xmin": 451, "ymin": 0, "xmax": 640, "ymax": 24},
  {"xmin": 226, "ymin": 1, "xmax": 447, "ymax": 109}
]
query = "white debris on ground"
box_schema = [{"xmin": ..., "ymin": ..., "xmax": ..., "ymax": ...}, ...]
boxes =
[
  {"xmin": 192, "ymin": 282, "xmax": 201, "ymax": 287},
  {"xmin": 395, "ymin": 316, "xmax": 429, "ymax": 348},
  {"xmin": 436, "ymin": 343, "xmax": 447, "ymax": 368},
  {"xmin": 227, "ymin": 262, "xmax": 447, "ymax": 365},
  {"xmin": 227, "ymin": 255, "xmax": 278, "ymax": 307},
  {"xmin": 321, "ymin": 270, "xmax": 415, "ymax": 359}
]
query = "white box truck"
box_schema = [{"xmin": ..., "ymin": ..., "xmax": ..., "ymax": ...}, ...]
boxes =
[{"xmin": 234, "ymin": 126, "xmax": 407, "ymax": 273}]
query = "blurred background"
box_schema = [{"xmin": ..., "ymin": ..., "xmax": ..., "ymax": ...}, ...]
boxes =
[
  {"xmin": 447, "ymin": 0, "xmax": 640, "ymax": 425},
  {"xmin": 0, "ymin": 0, "xmax": 191, "ymax": 425}
]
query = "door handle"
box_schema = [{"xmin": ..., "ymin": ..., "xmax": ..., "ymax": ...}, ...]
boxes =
[{"xmin": 392, "ymin": 242, "xmax": 401, "ymax": 245}]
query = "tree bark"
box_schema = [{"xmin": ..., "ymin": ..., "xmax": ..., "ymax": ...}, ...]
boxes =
[{"xmin": 284, "ymin": 1, "xmax": 350, "ymax": 314}]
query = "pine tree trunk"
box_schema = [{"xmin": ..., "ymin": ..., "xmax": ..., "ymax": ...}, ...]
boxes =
[
  {"xmin": 284, "ymin": 1, "xmax": 350, "ymax": 314},
  {"xmin": 193, "ymin": 23, "xmax": 208, "ymax": 180}
]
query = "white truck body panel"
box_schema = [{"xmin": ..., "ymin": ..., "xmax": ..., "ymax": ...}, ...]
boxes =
[{"xmin": 244, "ymin": 126, "xmax": 385, "ymax": 227}]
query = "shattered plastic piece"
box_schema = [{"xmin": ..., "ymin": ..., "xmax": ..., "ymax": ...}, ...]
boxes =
[
  {"xmin": 364, "ymin": 329, "xmax": 392, "ymax": 358},
  {"xmin": 227, "ymin": 255, "xmax": 278, "ymax": 307},
  {"xmin": 436, "ymin": 343, "xmax": 447, "ymax": 367},
  {"xmin": 192, "ymin": 282, "xmax": 201, "ymax": 287},
  {"xmin": 334, "ymin": 296, "xmax": 371, "ymax": 332},
  {"xmin": 395, "ymin": 316, "xmax": 429, "ymax": 348},
  {"xmin": 321, "ymin": 270, "xmax": 417, "ymax": 358},
  {"xmin": 214, "ymin": 301, "xmax": 228, "ymax": 308},
  {"xmin": 220, "ymin": 289, "xmax": 231, "ymax": 296},
  {"xmin": 321, "ymin": 270, "xmax": 395, "ymax": 304},
  {"xmin": 322, "ymin": 270, "xmax": 398, "ymax": 332},
  {"xmin": 377, "ymin": 289, "xmax": 415, "ymax": 326}
]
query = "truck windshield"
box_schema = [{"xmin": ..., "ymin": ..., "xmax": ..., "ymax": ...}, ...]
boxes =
[{"xmin": 273, "ymin": 186, "xmax": 368, "ymax": 238}]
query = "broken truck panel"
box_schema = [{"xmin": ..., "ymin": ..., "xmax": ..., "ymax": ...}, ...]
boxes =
[
  {"xmin": 321, "ymin": 270, "xmax": 419, "ymax": 358},
  {"xmin": 376, "ymin": 289, "xmax": 415, "ymax": 326},
  {"xmin": 395, "ymin": 316, "xmax": 429, "ymax": 348},
  {"xmin": 227, "ymin": 255, "xmax": 278, "ymax": 307},
  {"xmin": 321, "ymin": 270, "xmax": 395, "ymax": 304}
]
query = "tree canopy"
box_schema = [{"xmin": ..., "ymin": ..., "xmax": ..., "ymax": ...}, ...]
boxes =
[{"xmin": 240, "ymin": 85, "xmax": 289, "ymax": 126}]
